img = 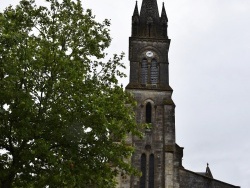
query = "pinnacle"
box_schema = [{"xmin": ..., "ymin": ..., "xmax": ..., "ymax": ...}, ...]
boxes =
[
  {"xmin": 133, "ymin": 1, "xmax": 139, "ymax": 16},
  {"xmin": 161, "ymin": 2, "xmax": 168, "ymax": 20}
]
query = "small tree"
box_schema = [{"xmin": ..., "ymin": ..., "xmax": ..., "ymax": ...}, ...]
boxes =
[{"xmin": 0, "ymin": 0, "xmax": 140, "ymax": 187}]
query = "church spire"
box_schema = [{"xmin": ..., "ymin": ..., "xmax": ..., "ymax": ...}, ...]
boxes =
[
  {"xmin": 131, "ymin": 0, "xmax": 169, "ymax": 38},
  {"xmin": 140, "ymin": 0, "xmax": 160, "ymax": 21}
]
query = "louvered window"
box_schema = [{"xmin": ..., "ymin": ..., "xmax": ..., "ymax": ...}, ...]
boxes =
[
  {"xmin": 150, "ymin": 59, "xmax": 158, "ymax": 84},
  {"xmin": 141, "ymin": 59, "xmax": 148, "ymax": 84}
]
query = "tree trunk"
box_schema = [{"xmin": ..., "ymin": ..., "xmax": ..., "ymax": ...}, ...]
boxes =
[{"xmin": 1, "ymin": 173, "xmax": 14, "ymax": 188}]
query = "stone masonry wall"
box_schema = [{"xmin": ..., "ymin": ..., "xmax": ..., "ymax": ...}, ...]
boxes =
[{"xmin": 124, "ymin": 89, "xmax": 176, "ymax": 188}]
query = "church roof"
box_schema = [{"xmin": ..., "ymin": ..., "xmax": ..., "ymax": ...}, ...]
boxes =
[{"xmin": 181, "ymin": 168, "xmax": 240, "ymax": 187}]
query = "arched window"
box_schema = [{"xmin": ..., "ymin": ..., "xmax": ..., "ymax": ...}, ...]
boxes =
[
  {"xmin": 140, "ymin": 154, "xmax": 146, "ymax": 188},
  {"xmin": 146, "ymin": 102, "xmax": 152, "ymax": 123},
  {"xmin": 141, "ymin": 58, "xmax": 148, "ymax": 84},
  {"xmin": 150, "ymin": 59, "xmax": 158, "ymax": 84},
  {"xmin": 149, "ymin": 154, "xmax": 155, "ymax": 188}
]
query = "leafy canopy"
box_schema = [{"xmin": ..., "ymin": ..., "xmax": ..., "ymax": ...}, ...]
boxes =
[{"xmin": 0, "ymin": 0, "xmax": 140, "ymax": 187}]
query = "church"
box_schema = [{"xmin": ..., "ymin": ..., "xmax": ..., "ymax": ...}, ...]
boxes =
[{"xmin": 117, "ymin": 0, "xmax": 240, "ymax": 187}]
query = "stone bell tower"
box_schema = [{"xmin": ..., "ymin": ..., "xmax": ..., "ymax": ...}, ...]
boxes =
[
  {"xmin": 122, "ymin": 0, "xmax": 184, "ymax": 188},
  {"xmin": 117, "ymin": 1, "xmax": 241, "ymax": 188}
]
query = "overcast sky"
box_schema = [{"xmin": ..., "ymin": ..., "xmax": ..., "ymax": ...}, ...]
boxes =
[{"xmin": 2, "ymin": 0, "xmax": 250, "ymax": 187}]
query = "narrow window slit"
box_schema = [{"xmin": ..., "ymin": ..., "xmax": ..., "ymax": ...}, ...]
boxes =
[
  {"xmin": 146, "ymin": 102, "xmax": 152, "ymax": 123},
  {"xmin": 140, "ymin": 154, "xmax": 146, "ymax": 188},
  {"xmin": 149, "ymin": 154, "xmax": 154, "ymax": 188}
]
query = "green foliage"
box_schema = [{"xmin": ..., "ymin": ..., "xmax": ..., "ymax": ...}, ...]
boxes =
[{"xmin": 0, "ymin": 0, "xmax": 140, "ymax": 187}]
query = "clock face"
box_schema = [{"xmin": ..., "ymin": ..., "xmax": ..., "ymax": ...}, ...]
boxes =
[{"xmin": 146, "ymin": 51, "xmax": 154, "ymax": 57}]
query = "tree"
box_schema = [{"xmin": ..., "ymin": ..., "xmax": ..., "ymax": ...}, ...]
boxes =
[{"xmin": 0, "ymin": 0, "xmax": 140, "ymax": 187}]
